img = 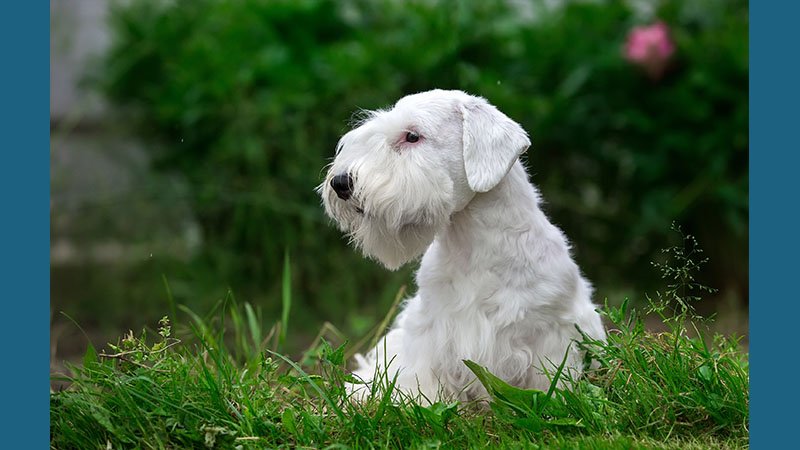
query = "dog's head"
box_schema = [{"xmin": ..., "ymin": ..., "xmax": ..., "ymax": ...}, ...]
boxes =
[{"xmin": 319, "ymin": 89, "xmax": 530, "ymax": 269}]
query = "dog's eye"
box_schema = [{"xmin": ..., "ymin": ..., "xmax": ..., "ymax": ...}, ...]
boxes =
[{"xmin": 405, "ymin": 131, "xmax": 420, "ymax": 143}]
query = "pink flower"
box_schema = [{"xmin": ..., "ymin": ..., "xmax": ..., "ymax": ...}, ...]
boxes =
[{"xmin": 624, "ymin": 21, "xmax": 675, "ymax": 80}]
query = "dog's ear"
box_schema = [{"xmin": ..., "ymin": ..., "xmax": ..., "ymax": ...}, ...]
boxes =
[{"xmin": 460, "ymin": 97, "xmax": 531, "ymax": 192}]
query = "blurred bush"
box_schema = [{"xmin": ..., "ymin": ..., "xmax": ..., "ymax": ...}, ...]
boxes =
[{"xmin": 97, "ymin": 0, "xmax": 748, "ymax": 333}]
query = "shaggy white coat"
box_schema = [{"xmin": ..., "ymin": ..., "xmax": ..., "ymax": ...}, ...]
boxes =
[{"xmin": 319, "ymin": 89, "xmax": 605, "ymax": 402}]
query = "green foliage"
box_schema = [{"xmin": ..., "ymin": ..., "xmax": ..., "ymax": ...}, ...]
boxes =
[
  {"xmin": 97, "ymin": 0, "xmax": 748, "ymax": 332},
  {"xmin": 648, "ymin": 222, "xmax": 718, "ymax": 325},
  {"xmin": 576, "ymin": 229, "xmax": 747, "ymax": 439},
  {"xmin": 464, "ymin": 357, "xmax": 586, "ymax": 433},
  {"xmin": 51, "ymin": 301, "xmax": 748, "ymax": 449},
  {"xmin": 578, "ymin": 299, "xmax": 748, "ymax": 438},
  {"xmin": 52, "ymin": 242, "xmax": 748, "ymax": 449},
  {"xmin": 464, "ymin": 296, "xmax": 748, "ymax": 441}
]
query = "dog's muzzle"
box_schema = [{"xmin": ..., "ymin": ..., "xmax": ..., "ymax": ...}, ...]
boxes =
[{"xmin": 330, "ymin": 173, "xmax": 354, "ymax": 201}]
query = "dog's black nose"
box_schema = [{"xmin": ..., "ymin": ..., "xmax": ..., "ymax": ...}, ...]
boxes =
[{"xmin": 330, "ymin": 173, "xmax": 354, "ymax": 201}]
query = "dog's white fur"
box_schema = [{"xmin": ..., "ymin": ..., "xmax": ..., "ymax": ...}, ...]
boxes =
[{"xmin": 319, "ymin": 89, "xmax": 605, "ymax": 402}]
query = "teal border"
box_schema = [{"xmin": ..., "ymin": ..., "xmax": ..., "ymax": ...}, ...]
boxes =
[
  {"xmin": 750, "ymin": 1, "xmax": 798, "ymax": 447},
  {"xmin": 0, "ymin": 2, "xmax": 49, "ymax": 446}
]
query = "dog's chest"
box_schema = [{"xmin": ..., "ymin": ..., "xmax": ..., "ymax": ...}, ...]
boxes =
[
  {"xmin": 416, "ymin": 239, "xmax": 536, "ymax": 315},
  {"xmin": 410, "ymin": 264, "xmax": 532, "ymax": 354}
]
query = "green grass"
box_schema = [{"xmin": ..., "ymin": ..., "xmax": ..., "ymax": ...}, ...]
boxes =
[
  {"xmin": 50, "ymin": 299, "xmax": 748, "ymax": 449},
  {"xmin": 51, "ymin": 233, "xmax": 748, "ymax": 449}
]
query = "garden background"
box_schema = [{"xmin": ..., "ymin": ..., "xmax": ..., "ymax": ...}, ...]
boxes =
[{"xmin": 50, "ymin": 0, "xmax": 748, "ymax": 374}]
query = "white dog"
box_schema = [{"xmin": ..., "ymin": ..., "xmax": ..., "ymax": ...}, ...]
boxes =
[{"xmin": 319, "ymin": 89, "xmax": 605, "ymax": 402}]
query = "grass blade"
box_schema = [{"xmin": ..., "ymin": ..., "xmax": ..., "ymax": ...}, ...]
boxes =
[{"xmin": 280, "ymin": 249, "xmax": 292, "ymax": 347}]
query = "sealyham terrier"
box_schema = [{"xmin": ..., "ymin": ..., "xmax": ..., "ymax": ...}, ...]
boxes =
[{"xmin": 319, "ymin": 89, "xmax": 605, "ymax": 402}]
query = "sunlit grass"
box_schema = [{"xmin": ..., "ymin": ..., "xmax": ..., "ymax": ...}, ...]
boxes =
[
  {"xmin": 51, "ymin": 234, "xmax": 748, "ymax": 449},
  {"xmin": 50, "ymin": 302, "xmax": 749, "ymax": 449}
]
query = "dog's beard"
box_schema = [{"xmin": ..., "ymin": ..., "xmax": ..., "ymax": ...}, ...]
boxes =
[
  {"xmin": 321, "ymin": 186, "xmax": 449, "ymax": 270},
  {"xmin": 320, "ymin": 157, "xmax": 456, "ymax": 270},
  {"xmin": 351, "ymin": 217, "xmax": 437, "ymax": 270}
]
